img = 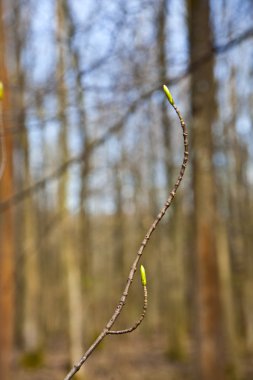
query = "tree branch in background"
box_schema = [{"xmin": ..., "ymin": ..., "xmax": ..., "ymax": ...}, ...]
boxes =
[
  {"xmin": 64, "ymin": 85, "xmax": 189, "ymax": 380},
  {"xmin": 1, "ymin": 25, "xmax": 253, "ymax": 139},
  {"xmin": 0, "ymin": 26, "xmax": 251, "ymax": 214}
]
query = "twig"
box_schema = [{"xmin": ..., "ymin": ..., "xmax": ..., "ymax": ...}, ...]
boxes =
[
  {"xmin": 64, "ymin": 85, "xmax": 189, "ymax": 380},
  {"xmin": 108, "ymin": 266, "xmax": 148, "ymax": 335},
  {"xmin": 108, "ymin": 288, "xmax": 147, "ymax": 335}
]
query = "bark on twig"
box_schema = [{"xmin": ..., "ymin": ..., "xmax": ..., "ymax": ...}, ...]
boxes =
[{"xmin": 64, "ymin": 86, "xmax": 189, "ymax": 380}]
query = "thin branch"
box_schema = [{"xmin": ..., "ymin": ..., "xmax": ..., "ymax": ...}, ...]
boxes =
[
  {"xmin": 64, "ymin": 86, "xmax": 189, "ymax": 380},
  {"xmin": 108, "ymin": 275, "xmax": 148, "ymax": 335},
  {"xmin": 0, "ymin": 94, "xmax": 145, "ymax": 214},
  {"xmin": 0, "ymin": 152, "xmax": 84, "ymax": 213}
]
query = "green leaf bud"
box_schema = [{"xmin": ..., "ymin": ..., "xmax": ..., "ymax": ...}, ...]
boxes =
[
  {"xmin": 140, "ymin": 265, "xmax": 147, "ymax": 286},
  {"xmin": 163, "ymin": 84, "xmax": 174, "ymax": 105}
]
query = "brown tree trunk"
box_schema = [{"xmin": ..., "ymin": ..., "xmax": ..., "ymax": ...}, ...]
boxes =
[
  {"xmin": 157, "ymin": 0, "xmax": 187, "ymax": 359},
  {"xmin": 63, "ymin": 0, "xmax": 93, "ymax": 342},
  {"xmin": 56, "ymin": 1, "xmax": 84, "ymax": 376},
  {"xmin": 219, "ymin": 66, "xmax": 245, "ymax": 376},
  {"xmin": 12, "ymin": 3, "xmax": 41, "ymax": 356},
  {"xmin": 216, "ymin": 221, "xmax": 241, "ymax": 377},
  {"xmin": 188, "ymin": 1, "xmax": 226, "ymax": 379},
  {"xmin": 0, "ymin": 1, "xmax": 15, "ymax": 379},
  {"xmin": 113, "ymin": 160, "xmax": 125, "ymax": 277}
]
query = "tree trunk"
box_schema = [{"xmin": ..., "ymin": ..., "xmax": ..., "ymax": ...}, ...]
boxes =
[
  {"xmin": 63, "ymin": 0, "xmax": 93, "ymax": 342},
  {"xmin": 156, "ymin": 0, "xmax": 187, "ymax": 359},
  {"xmin": 56, "ymin": 1, "xmax": 85, "ymax": 376},
  {"xmin": 0, "ymin": 1, "xmax": 15, "ymax": 378},
  {"xmin": 188, "ymin": 1, "xmax": 226, "ymax": 379},
  {"xmin": 12, "ymin": 3, "xmax": 41, "ymax": 356},
  {"xmin": 113, "ymin": 160, "xmax": 125, "ymax": 281},
  {"xmin": 22, "ymin": 149, "xmax": 41, "ymax": 354}
]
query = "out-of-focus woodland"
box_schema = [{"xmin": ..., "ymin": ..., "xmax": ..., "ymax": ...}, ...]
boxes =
[{"xmin": 0, "ymin": 0, "xmax": 253, "ymax": 379}]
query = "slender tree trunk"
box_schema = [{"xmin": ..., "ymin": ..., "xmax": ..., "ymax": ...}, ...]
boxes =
[
  {"xmin": 216, "ymin": 221, "xmax": 241, "ymax": 378},
  {"xmin": 22, "ymin": 141, "xmax": 41, "ymax": 354},
  {"xmin": 0, "ymin": 1, "xmax": 15, "ymax": 378},
  {"xmin": 62, "ymin": 0, "xmax": 93, "ymax": 342},
  {"xmin": 218, "ymin": 67, "xmax": 246, "ymax": 377},
  {"xmin": 12, "ymin": 3, "xmax": 41, "ymax": 356},
  {"xmin": 157, "ymin": 0, "xmax": 172, "ymax": 188},
  {"xmin": 156, "ymin": 0, "xmax": 187, "ymax": 359},
  {"xmin": 226, "ymin": 68, "xmax": 247, "ymax": 343},
  {"xmin": 188, "ymin": 1, "xmax": 226, "ymax": 379},
  {"xmin": 56, "ymin": 1, "xmax": 85, "ymax": 376},
  {"xmin": 113, "ymin": 160, "xmax": 125, "ymax": 283}
]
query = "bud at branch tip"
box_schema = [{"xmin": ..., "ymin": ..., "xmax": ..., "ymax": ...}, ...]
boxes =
[
  {"xmin": 140, "ymin": 265, "xmax": 147, "ymax": 286},
  {"xmin": 163, "ymin": 84, "xmax": 174, "ymax": 105}
]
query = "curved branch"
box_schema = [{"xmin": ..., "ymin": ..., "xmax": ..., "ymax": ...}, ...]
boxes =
[
  {"xmin": 108, "ymin": 283, "xmax": 148, "ymax": 335},
  {"xmin": 64, "ymin": 85, "xmax": 189, "ymax": 380}
]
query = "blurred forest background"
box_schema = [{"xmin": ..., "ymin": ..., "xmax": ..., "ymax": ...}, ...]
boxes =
[{"xmin": 0, "ymin": 0, "xmax": 253, "ymax": 379}]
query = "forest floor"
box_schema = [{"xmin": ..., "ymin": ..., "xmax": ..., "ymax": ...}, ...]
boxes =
[
  {"xmin": 13, "ymin": 332, "xmax": 253, "ymax": 380},
  {"xmin": 13, "ymin": 332, "xmax": 193, "ymax": 380}
]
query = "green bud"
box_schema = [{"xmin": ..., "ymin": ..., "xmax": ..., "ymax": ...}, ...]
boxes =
[
  {"xmin": 0, "ymin": 82, "xmax": 3, "ymax": 100},
  {"xmin": 140, "ymin": 265, "xmax": 147, "ymax": 286},
  {"xmin": 163, "ymin": 84, "xmax": 174, "ymax": 105}
]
